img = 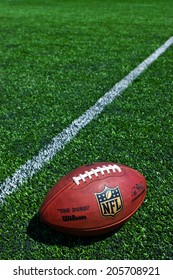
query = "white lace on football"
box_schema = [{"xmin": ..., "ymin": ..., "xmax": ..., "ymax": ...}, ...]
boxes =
[{"xmin": 72, "ymin": 164, "xmax": 121, "ymax": 185}]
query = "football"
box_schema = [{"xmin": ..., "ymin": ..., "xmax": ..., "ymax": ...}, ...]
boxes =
[{"xmin": 40, "ymin": 162, "xmax": 147, "ymax": 236}]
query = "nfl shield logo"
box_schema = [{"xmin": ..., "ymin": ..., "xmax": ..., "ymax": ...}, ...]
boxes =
[{"xmin": 95, "ymin": 185, "xmax": 123, "ymax": 218}]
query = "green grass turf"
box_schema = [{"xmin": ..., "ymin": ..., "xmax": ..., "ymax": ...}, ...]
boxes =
[{"xmin": 0, "ymin": 0, "xmax": 173, "ymax": 259}]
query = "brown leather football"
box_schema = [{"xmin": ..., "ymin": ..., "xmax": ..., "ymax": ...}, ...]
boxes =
[{"xmin": 40, "ymin": 162, "xmax": 146, "ymax": 236}]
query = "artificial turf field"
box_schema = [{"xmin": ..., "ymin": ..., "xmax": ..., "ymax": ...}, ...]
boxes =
[{"xmin": 0, "ymin": 0, "xmax": 173, "ymax": 260}]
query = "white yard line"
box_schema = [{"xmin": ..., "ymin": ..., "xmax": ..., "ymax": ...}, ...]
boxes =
[{"xmin": 0, "ymin": 36, "xmax": 173, "ymax": 203}]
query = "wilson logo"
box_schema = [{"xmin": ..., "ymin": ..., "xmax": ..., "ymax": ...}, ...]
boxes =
[
  {"xmin": 62, "ymin": 215, "xmax": 86, "ymax": 222},
  {"xmin": 95, "ymin": 186, "xmax": 123, "ymax": 218}
]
